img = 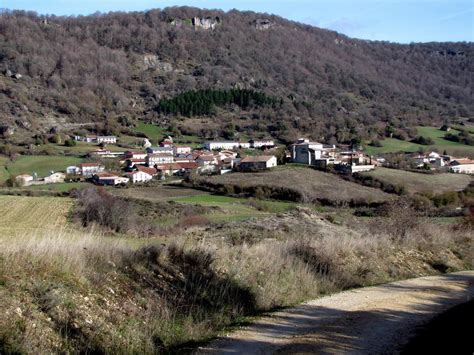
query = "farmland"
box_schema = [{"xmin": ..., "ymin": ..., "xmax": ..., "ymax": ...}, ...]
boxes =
[
  {"xmin": 364, "ymin": 126, "xmax": 474, "ymax": 158},
  {"xmin": 189, "ymin": 165, "xmax": 392, "ymax": 205},
  {"xmin": 0, "ymin": 195, "xmax": 73, "ymax": 236},
  {"xmin": 0, "ymin": 155, "xmax": 83, "ymax": 182},
  {"xmin": 111, "ymin": 185, "xmax": 296, "ymax": 222},
  {"xmin": 135, "ymin": 122, "xmax": 165, "ymax": 142},
  {"xmin": 25, "ymin": 182, "xmax": 89, "ymax": 192},
  {"xmin": 362, "ymin": 167, "xmax": 472, "ymax": 194}
]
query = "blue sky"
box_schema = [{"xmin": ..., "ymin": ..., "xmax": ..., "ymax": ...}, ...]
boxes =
[{"xmin": 5, "ymin": 0, "xmax": 474, "ymax": 43}]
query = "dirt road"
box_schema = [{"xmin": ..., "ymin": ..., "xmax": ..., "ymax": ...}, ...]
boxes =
[{"xmin": 199, "ymin": 271, "xmax": 474, "ymax": 354}]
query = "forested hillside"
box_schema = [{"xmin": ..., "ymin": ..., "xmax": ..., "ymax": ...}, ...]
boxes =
[{"xmin": 0, "ymin": 7, "xmax": 472, "ymax": 144}]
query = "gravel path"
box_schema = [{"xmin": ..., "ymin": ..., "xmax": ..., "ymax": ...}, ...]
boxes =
[{"xmin": 198, "ymin": 271, "xmax": 474, "ymax": 354}]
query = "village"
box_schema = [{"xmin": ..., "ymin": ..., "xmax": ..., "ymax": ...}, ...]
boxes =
[{"xmin": 13, "ymin": 130, "xmax": 474, "ymax": 188}]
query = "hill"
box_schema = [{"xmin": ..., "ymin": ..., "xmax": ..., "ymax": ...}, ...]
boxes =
[{"xmin": 0, "ymin": 7, "xmax": 473, "ymax": 146}]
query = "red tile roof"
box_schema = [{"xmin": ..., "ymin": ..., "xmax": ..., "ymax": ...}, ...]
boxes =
[
  {"xmin": 137, "ymin": 166, "xmax": 158, "ymax": 175},
  {"xmin": 179, "ymin": 162, "xmax": 199, "ymax": 170}
]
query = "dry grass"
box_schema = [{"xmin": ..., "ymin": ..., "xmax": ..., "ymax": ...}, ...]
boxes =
[
  {"xmin": 0, "ymin": 196, "xmax": 472, "ymax": 353},
  {"xmin": 0, "ymin": 195, "xmax": 73, "ymax": 235},
  {"xmin": 111, "ymin": 185, "xmax": 210, "ymax": 202},
  {"xmin": 363, "ymin": 167, "xmax": 472, "ymax": 194},
  {"xmin": 189, "ymin": 165, "xmax": 392, "ymax": 205}
]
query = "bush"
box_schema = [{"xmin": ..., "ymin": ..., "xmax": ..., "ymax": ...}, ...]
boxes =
[
  {"xmin": 64, "ymin": 139, "xmax": 76, "ymax": 147},
  {"xmin": 411, "ymin": 136, "xmax": 434, "ymax": 145}
]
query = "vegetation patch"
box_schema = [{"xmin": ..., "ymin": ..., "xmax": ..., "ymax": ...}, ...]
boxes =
[
  {"xmin": 361, "ymin": 168, "xmax": 472, "ymax": 195},
  {"xmin": 1, "ymin": 155, "xmax": 83, "ymax": 181},
  {"xmin": 186, "ymin": 166, "xmax": 392, "ymax": 206},
  {"xmin": 157, "ymin": 89, "xmax": 279, "ymax": 117}
]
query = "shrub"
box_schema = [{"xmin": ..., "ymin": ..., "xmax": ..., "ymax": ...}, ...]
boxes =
[{"xmin": 64, "ymin": 139, "xmax": 76, "ymax": 147}]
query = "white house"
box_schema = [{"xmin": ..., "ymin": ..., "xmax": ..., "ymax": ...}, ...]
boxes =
[
  {"xmin": 124, "ymin": 151, "xmax": 148, "ymax": 160},
  {"xmin": 238, "ymin": 155, "xmax": 278, "ymax": 171},
  {"xmin": 449, "ymin": 159, "xmax": 474, "ymax": 174},
  {"xmin": 66, "ymin": 166, "xmax": 80, "ymax": 175},
  {"xmin": 93, "ymin": 173, "xmax": 129, "ymax": 186},
  {"xmin": 196, "ymin": 155, "xmax": 218, "ymax": 166},
  {"xmin": 80, "ymin": 163, "xmax": 105, "ymax": 176},
  {"xmin": 204, "ymin": 141, "xmax": 250, "ymax": 150},
  {"xmin": 290, "ymin": 138, "xmax": 324, "ymax": 165},
  {"xmin": 44, "ymin": 172, "xmax": 66, "ymax": 184},
  {"xmin": 146, "ymin": 152, "xmax": 174, "ymax": 166},
  {"xmin": 96, "ymin": 136, "xmax": 117, "ymax": 144},
  {"xmin": 16, "ymin": 174, "xmax": 34, "ymax": 186},
  {"xmin": 126, "ymin": 170, "xmax": 154, "ymax": 184},
  {"xmin": 174, "ymin": 145, "xmax": 192, "ymax": 155},
  {"xmin": 250, "ymin": 139, "xmax": 275, "ymax": 148},
  {"xmin": 146, "ymin": 146, "xmax": 174, "ymax": 155}
]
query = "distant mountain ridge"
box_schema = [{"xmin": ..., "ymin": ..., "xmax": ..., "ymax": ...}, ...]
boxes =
[{"xmin": 0, "ymin": 7, "xmax": 472, "ymax": 143}]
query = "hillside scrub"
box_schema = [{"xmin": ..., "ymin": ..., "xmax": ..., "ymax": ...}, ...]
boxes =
[
  {"xmin": 74, "ymin": 187, "xmax": 217, "ymax": 236},
  {"xmin": 185, "ymin": 166, "xmax": 392, "ymax": 206},
  {"xmin": 1, "ymin": 9, "xmax": 472, "ymax": 145},
  {"xmin": 0, "ymin": 203, "xmax": 472, "ymax": 353}
]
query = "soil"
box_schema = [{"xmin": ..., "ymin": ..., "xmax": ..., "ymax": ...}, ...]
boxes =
[{"xmin": 198, "ymin": 271, "xmax": 474, "ymax": 354}]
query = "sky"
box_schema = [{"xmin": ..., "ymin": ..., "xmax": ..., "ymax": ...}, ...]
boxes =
[{"xmin": 3, "ymin": 0, "xmax": 474, "ymax": 43}]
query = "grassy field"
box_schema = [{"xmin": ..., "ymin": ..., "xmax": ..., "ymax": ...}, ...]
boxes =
[
  {"xmin": 364, "ymin": 138, "xmax": 423, "ymax": 155},
  {"xmin": 39, "ymin": 142, "xmax": 126, "ymax": 155},
  {"xmin": 25, "ymin": 182, "xmax": 90, "ymax": 192},
  {"xmin": 172, "ymin": 194, "xmax": 296, "ymax": 222},
  {"xmin": 0, "ymin": 195, "xmax": 73, "ymax": 236},
  {"xmin": 0, "ymin": 155, "xmax": 83, "ymax": 181},
  {"xmin": 364, "ymin": 126, "xmax": 474, "ymax": 157},
  {"xmin": 112, "ymin": 186, "xmax": 296, "ymax": 222},
  {"xmin": 135, "ymin": 122, "xmax": 166, "ymax": 142},
  {"xmin": 191, "ymin": 165, "xmax": 392, "ymax": 205},
  {"xmin": 363, "ymin": 167, "xmax": 472, "ymax": 194},
  {"xmin": 0, "ymin": 187, "xmax": 472, "ymax": 353},
  {"xmin": 110, "ymin": 185, "xmax": 210, "ymax": 201},
  {"xmin": 0, "ymin": 156, "xmax": 9, "ymax": 182}
]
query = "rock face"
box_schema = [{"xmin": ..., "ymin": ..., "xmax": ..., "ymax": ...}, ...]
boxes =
[
  {"xmin": 143, "ymin": 55, "xmax": 173, "ymax": 72},
  {"xmin": 255, "ymin": 19, "xmax": 274, "ymax": 30},
  {"xmin": 192, "ymin": 17, "xmax": 220, "ymax": 30}
]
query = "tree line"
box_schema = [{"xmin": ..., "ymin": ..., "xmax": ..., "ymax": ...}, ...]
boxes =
[{"xmin": 157, "ymin": 89, "xmax": 280, "ymax": 116}]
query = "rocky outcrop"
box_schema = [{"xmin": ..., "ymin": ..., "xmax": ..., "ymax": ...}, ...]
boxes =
[
  {"xmin": 142, "ymin": 55, "xmax": 173, "ymax": 72},
  {"xmin": 255, "ymin": 19, "xmax": 274, "ymax": 30},
  {"xmin": 192, "ymin": 17, "xmax": 221, "ymax": 30}
]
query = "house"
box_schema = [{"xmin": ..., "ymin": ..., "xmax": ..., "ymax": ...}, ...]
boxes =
[
  {"xmin": 93, "ymin": 173, "xmax": 129, "ymax": 186},
  {"xmin": 44, "ymin": 172, "xmax": 66, "ymax": 184},
  {"xmin": 250, "ymin": 139, "xmax": 275, "ymax": 149},
  {"xmin": 89, "ymin": 149, "xmax": 124, "ymax": 158},
  {"xmin": 204, "ymin": 141, "xmax": 250, "ymax": 151},
  {"xmin": 126, "ymin": 158, "xmax": 147, "ymax": 168},
  {"xmin": 290, "ymin": 138, "xmax": 324, "ymax": 165},
  {"xmin": 146, "ymin": 152, "xmax": 174, "ymax": 166},
  {"xmin": 156, "ymin": 163, "xmax": 183, "ymax": 176},
  {"xmin": 160, "ymin": 139, "xmax": 174, "ymax": 148},
  {"xmin": 449, "ymin": 159, "xmax": 474, "ymax": 174},
  {"xmin": 336, "ymin": 164, "xmax": 375, "ymax": 174},
  {"xmin": 80, "ymin": 163, "xmax": 105, "ymax": 176},
  {"xmin": 136, "ymin": 166, "xmax": 158, "ymax": 176},
  {"xmin": 66, "ymin": 166, "xmax": 80, "ymax": 175},
  {"xmin": 177, "ymin": 162, "xmax": 199, "ymax": 175},
  {"xmin": 16, "ymin": 174, "xmax": 34, "ymax": 186},
  {"xmin": 124, "ymin": 151, "xmax": 147, "ymax": 160},
  {"xmin": 238, "ymin": 156, "xmax": 278, "ymax": 171},
  {"xmin": 96, "ymin": 136, "xmax": 117, "ymax": 144},
  {"xmin": 196, "ymin": 154, "xmax": 218, "ymax": 166},
  {"xmin": 125, "ymin": 170, "xmax": 154, "ymax": 184},
  {"xmin": 174, "ymin": 145, "xmax": 192, "ymax": 155},
  {"xmin": 146, "ymin": 146, "xmax": 174, "ymax": 155},
  {"xmin": 85, "ymin": 135, "xmax": 98, "ymax": 143}
]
